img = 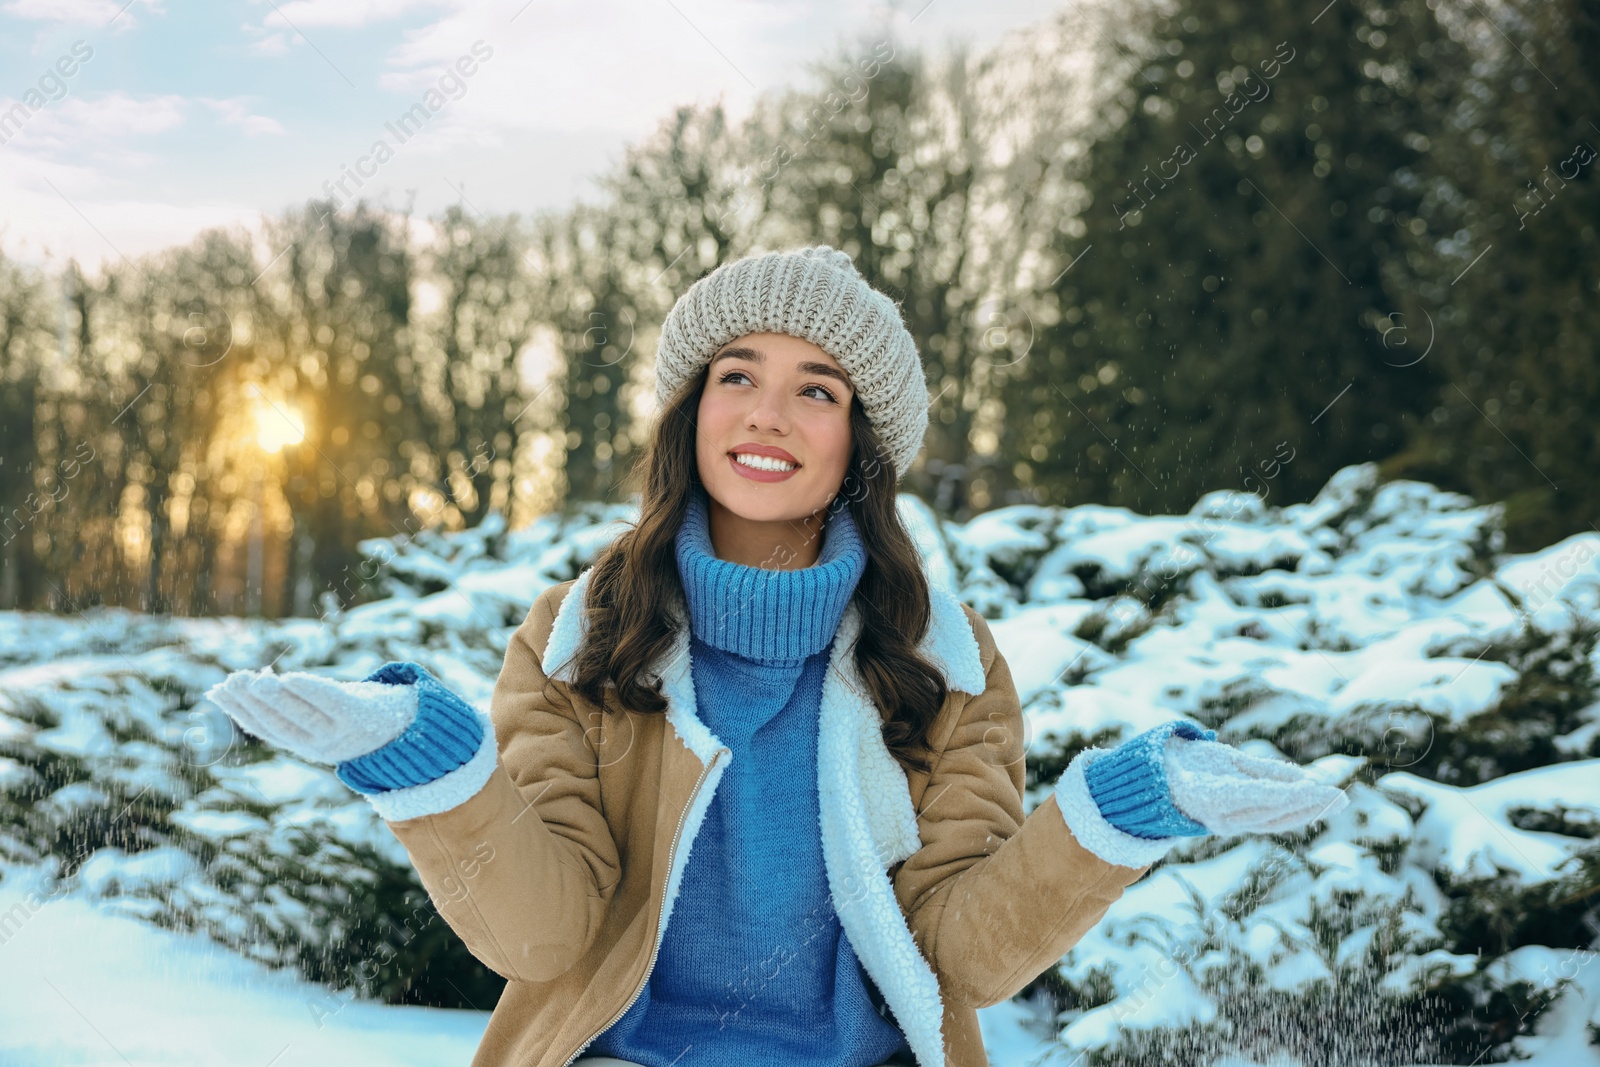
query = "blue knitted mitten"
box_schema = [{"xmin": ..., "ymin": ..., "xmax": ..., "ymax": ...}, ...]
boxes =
[
  {"xmin": 1083, "ymin": 720, "xmax": 1218, "ymax": 839},
  {"xmin": 334, "ymin": 661, "xmax": 485, "ymax": 794}
]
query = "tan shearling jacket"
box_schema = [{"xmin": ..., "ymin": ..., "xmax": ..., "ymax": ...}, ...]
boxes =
[{"xmin": 362, "ymin": 567, "xmax": 1155, "ymax": 1067}]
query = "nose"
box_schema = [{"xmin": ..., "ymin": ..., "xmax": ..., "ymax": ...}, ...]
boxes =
[{"xmin": 745, "ymin": 386, "xmax": 790, "ymax": 434}]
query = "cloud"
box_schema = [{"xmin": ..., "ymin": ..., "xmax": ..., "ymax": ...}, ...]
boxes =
[
  {"xmin": 1, "ymin": 0, "xmax": 1079, "ymax": 272},
  {"xmin": 7, "ymin": 91, "xmax": 186, "ymax": 158},
  {"xmin": 200, "ymin": 97, "xmax": 286, "ymax": 137},
  {"xmin": 0, "ymin": 151, "xmax": 259, "ymax": 273},
  {"xmin": 245, "ymin": 30, "xmax": 292, "ymax": 56},
  {"xmin": 3, "ymin": 92, "xmax": 282, "ymax": 172},
  {"xmin": 371, "ymin": 0, "xmax": 806, "ymax": 139},
  {"xmin": 241, "ymin": 0, "xmax": 442, "ymax": 59},
  {"xmin": 256, "ymin": 0, "xmax": 445, "ymax": 30},
  {"xmin": 1, "ymin": 0, "xmax": 162, "ymax": 26}
]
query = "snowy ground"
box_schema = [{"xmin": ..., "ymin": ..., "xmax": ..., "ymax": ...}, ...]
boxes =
[
  {"xmin": 2, "ymin": 463, "xmax": 1598, "ymax": 1065},
  {"xmin": 0, "ymin": 867, "xmax": 1054, "ymax": 1067},
  {"xmin": 0, "ymin": 867, "xmax": 487, "ymax": 1066}
]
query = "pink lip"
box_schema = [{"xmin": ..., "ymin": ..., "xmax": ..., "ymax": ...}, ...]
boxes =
[
  {"xmin": 728, "ymin": 447, "xmax": 800, "ymax": 483},
  {"xmin": 730, "ymin": 442, "xmax": 799, "ymax": 464}
]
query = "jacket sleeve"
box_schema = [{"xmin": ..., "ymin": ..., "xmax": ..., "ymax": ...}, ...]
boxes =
[
  {"xmin": 375, "ymin": 581, "xmax": 621, "ymax": 984},
  {"xmin": 891, "ymin": 606, "xmax": 1155, "ymax": 1009}
]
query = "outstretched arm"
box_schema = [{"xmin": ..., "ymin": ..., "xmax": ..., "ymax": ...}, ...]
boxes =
[
  {"xmin": 893, "ymin": 610, "xmax": 1348, "ymax": 1010},
  {"xmin": 892, "ymin": 622, "xmax": 1154, "ymax": 1010},
  {"xmin": 208, "ymin": 657, "xmax": 499, "ymax": 817},
  {"xmin": 205, "ymin": 581, "xmax": 619, "ymax": 983}
]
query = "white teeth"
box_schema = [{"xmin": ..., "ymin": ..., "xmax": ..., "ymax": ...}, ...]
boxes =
[{"xmin": 733, "ymin": 452, "xmax": 796, "ymax": 472}]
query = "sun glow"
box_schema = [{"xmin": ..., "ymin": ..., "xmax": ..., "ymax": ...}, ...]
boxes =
[{"xmin": 252, "ymin": 397, "xmax": 306, "ymax": 453}]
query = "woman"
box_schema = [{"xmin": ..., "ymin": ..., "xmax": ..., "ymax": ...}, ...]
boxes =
[{"xmin": 207, "ymin": 246, "xmax": 1347, "ymax": 1067}]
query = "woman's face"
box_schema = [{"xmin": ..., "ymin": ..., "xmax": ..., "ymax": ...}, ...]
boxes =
[{"xmin": 695, "ymin": 332, "xmax": 855, "ymax": 526}]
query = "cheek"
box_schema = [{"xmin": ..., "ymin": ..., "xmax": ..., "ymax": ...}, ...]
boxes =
[
  {"xmin": 695, "ymin": 396, "xmax": 749, "ymax": 476},
  {"xmin": 805, "ymin": 412, "xmax": 854, "ymax": 472},
  {"xmin": 696, "ymin": 395, "xmax": 736, "ymax": 444}
]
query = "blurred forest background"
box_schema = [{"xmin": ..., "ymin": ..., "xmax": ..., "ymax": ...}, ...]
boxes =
[{"xmin": 0, "ymin": 0, "xmax": 1594, "ymax": 619}]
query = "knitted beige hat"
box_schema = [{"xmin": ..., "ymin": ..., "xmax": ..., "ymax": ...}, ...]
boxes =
[{"xmin": 654, "ymin": 245, "xmax": 929, "ymax": 481}]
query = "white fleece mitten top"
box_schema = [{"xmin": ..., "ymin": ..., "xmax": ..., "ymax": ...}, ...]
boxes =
[
  {"xmin": 1163, "ymin": 735, "xmax": 1350, "ymax": 834},
  {"xmin": 1053, "ymin": 719, "xmax": 1352, "ymax": 869},
  {"xmin": 205, "ymin": 667, "xmax": 418, "ymax": 765}
]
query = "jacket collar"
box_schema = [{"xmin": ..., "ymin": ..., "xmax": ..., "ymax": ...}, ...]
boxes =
[
  {"xmin": 540, "ymin": 564, "xmax": 985, "ymax": 710},
  {"xmin": 540, "ymin": 564, "xmax": 985, "ymax": 1067}
]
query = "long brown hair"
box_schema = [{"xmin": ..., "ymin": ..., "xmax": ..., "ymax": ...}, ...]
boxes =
[{"xmin": 555, "ymin": 363, "xmax": 948, "ymax": 775}]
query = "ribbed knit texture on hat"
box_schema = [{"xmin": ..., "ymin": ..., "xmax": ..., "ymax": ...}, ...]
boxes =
[
  {"xmin": 584, "ymin": 487, "xmax": 912, "ymax": 1065},
  {"xmin": 1083, "ymin": 719, "xmax": 1218, "ymax": 839},
  {"xmin": 334, "ymin": 662, "xmax": 484, "ymax": 794},
  {"xmin": 654, "ymin": 245, "xmax": 929, "ymax": 481}
]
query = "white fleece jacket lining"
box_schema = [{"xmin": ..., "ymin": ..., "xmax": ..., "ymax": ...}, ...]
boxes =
[{"xmin": 528, "ymin": 564, "xmax": 993, "ymax": 1067}]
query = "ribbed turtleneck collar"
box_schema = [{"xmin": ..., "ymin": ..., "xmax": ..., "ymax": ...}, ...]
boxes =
[{"xmin": 673, "ymin": 486, "xmax": 867, "ymax": 666}]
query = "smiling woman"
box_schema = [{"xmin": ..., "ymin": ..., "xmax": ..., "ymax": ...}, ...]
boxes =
[
  {"xmin": 694, "ymin": 333, "xmax": 858, "ymax": 565},
  {"xmin": 202, "ymin": 244, "xmax": 1348, "ymax": 1067}
]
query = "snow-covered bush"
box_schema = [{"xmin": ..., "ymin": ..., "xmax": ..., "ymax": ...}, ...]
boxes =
[
  {"xmin": 0, "ymin": 501, "xmax": 634, "ymax": 1009},
  {"xmin": 2, "ymin": 465, "xmax": 1596, "ymax": 1063},
  {"xmin": 933, "ymin": 464, "xmax": 1600, "ymax": 1064}
]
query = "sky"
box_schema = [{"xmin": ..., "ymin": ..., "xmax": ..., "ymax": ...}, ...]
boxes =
[{"xmin": 0, "ymin": 0, "xmax": 1072, "ymax": 275}]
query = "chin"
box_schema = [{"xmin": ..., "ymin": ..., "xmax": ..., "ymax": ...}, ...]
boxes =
[{"xmin": 705, "ymin": 476, "xmax": 826, "ymax": 525}]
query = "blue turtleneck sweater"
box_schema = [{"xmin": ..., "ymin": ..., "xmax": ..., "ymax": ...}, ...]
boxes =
[{"xmin": 583, "ymin": 485, "xmax": 914, "ymax": 1066}]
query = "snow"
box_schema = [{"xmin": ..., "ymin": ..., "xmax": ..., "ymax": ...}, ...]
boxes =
[
  {"xmin": 1323, "ymin": 656, "xmax": 1517, "ymax": 723},
  {"xmin": 3, "ymin": 462, "xmax": 1598, "ymax": 1065},
  {"xmin": 1501, "ymin": 957, "xmax": 1600, "ymax": 1067},
  {"xmin": 0, "ymin": 866, "xmax": 1045, "ymax": 1067},
  {"xmin": 1498, "ymin": 534, "xmax": 1600, "ymax": 615},
  {"xmin": 212, "ymin": 758, "xmax": 351, "ymax": 806},
  {"xmin": 1063, "ymin": 966, "xmax": 1218, "ymax": 1050},
  {"xmin": 75, "ymin": 846, "xmax": 200, "ymax": 897},
  {"xmin": 169, "ymin": 808, "xmax": 274, "ymax": 839},
  {"xmin": 1557, "ymin": 700, "xmax": 1600, "ymax": 757},
  {"xmin": 1377, "ymin": 760, "xmax": 1600, "ymax": 885},
  {"xmin": 0, "ymin": 871, "xmax": 489, "ymax": 1067},
  {"xmin": 987, "ymin": 604, "xmax": 1110, "ymax": 704}
]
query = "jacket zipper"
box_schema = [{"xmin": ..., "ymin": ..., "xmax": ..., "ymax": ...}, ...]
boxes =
[{"xmin": 558, "ymin": 746, "xmax": 727, "ymax": 1067}]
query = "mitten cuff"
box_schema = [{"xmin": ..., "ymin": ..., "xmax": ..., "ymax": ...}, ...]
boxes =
[
  {"xmin": 362, "ymin": 710, "xmax": 498, "ymax": 822},
  {"xmin": 335, "ymin": 662, "xmax": 484, "ymax": 793},
  {"xmin": 1083, "ymin": 719, "xmax": 1217, "ymax": 839},
  {"xmin": 1054, "ymin": 748, "xmax": 1180, "ymax": 868}
]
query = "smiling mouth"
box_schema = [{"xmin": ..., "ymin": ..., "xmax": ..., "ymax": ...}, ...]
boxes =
[{"xmin": 729, "ymin": 451, "xmax": 799, "ymax": 472}]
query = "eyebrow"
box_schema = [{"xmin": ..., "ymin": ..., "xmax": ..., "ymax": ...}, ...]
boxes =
[{"xmin": 709, "ymin": 345, "xmax": 855, "ymax": 393}]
